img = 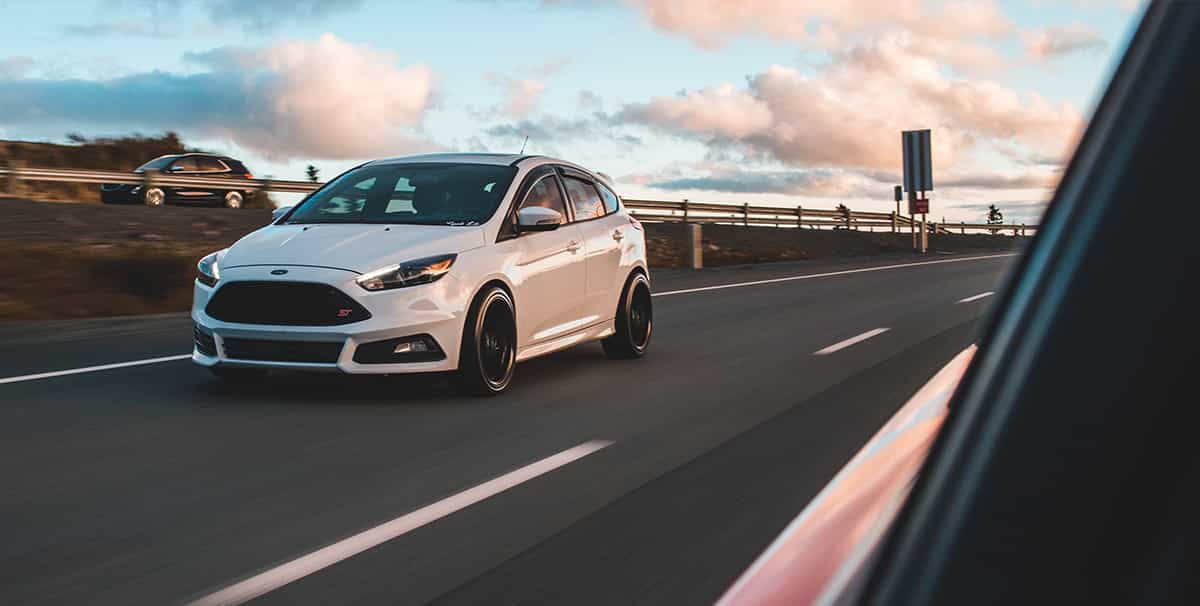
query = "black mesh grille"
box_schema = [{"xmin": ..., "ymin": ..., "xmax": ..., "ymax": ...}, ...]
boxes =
[
  {"xmin": 206, "ymin": 281, "xmax": 370, "ymax": 326},
  {"xmin": 222, "ymin": 338, "xmax": 343, "ymax": 363},
  {"xmin": 194, "ymin": 325, "xmax": 217, "ymax": 356}
]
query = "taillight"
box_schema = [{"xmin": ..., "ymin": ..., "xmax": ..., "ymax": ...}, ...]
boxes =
[
  {"xmin": 244, "ymin": 172, "xmax": 254, "ymax": 179},
  {"xmin": 628, "ymin": 215, "xmax": 643, "ymax": 231}
]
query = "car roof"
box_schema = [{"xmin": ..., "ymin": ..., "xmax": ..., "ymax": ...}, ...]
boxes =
[{"xmin": 365, "ymin": 153, "xmax": 610, "ymax": 184}]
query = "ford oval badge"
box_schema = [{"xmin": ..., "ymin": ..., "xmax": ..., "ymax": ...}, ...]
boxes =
[{"xmin": 270, "ymin": 269, "xmax": 288, "ymax": 275}]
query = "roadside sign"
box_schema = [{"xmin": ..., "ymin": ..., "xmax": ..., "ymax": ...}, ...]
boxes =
[
  {"xmin": 902, "ymin": 129, "xmax": 933, "ymax": 194},
  {"xmin": 910, "ymin": 197, "xmax": 929, "ymax": 214},
  {"xmin": 894, "ymin": 185, "xmax": 903, "ymax": 202}
]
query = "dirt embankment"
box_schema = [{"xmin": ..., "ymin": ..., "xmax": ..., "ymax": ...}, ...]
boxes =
[{"xmin": 0, "ymin": 198, "xmax": 1027, "ymax": 321}]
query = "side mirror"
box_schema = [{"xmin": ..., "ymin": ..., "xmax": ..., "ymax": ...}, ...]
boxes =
[
  {"xmin": 271, "ymin": 205, "xmax": 293, "ymax": 223},
  {"xmin": 516, "ymin": 207, "xmax": 563, "ymax": 232}
]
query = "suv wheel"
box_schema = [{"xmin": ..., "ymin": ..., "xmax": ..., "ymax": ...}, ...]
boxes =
[
  {"xmin": 457, "ymin": 287, "xmax": 517, "ymax": 395},
  {"xmin": 144, "ymin": 187, "xmax": 165, "ymax": 206},
  {"xmin": 602, "ymin": 273, "xmax": 652, "ymax": 359}
]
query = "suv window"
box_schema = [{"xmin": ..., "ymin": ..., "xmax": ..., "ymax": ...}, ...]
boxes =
[
  {"xmin": 170, "ymin": 156, "xmax": 198, "ymax": 172},
  {"xmin": 563, "ymin": 176, "xmax": 605, "ymax": 221},
  {"xmin": 517, "ymin": 175, "xmax": 568, "ymax": 223},
  {"xmin": 597, "ymin": 182, "xmax": 620, "ymax": 214},
  {"xmin": 195, "ymin": 156, "xmax": 228, "ymax": 172}
]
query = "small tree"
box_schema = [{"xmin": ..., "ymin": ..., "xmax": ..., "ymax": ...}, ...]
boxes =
[
  {"xmin": 305, "ymin": 164, "xmax": 320, "ymax": 183},
  {"xmin": 835, "ymin": 203, "xmax": 851, "ymax": 230},
  {"xmin": 987, "ymin": 204, "xmax": 1004, "ymax": 234}
]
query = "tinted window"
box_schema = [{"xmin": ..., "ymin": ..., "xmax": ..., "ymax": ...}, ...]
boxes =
[
  {"xmin": 195, "ymin": 156, "xmax": 227, "ymax": 172},
  {"xmin": 287, "ymin": 163, "xmax": 516, "ymax": 226},
  {"xmin": 171, "ymin": 156, "xmax": 198, "ymax": 172},
  {"xmin": 597, "ymin": 182, "xmax": 620, "ymax": 214},
  {"xmin": 517, "ymin": 175, "xmax": 567, "ymax": 223},
  {"xmin": 563, "ymin": 176, "xmax": 605, "ymax": 221},
  {"xmin": 136, "ymin": 156, "xmax": 177, "ymax": 171}
]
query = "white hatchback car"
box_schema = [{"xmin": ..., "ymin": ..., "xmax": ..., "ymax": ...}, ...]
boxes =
[{"xmin": 191, "ymin": 153, "xmax": 652, "ymax": 394}]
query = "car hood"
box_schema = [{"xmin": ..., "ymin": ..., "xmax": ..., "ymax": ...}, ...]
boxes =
[{"xmin": 221, "ymin": 223, "xmax": 487, "ymax": 274}]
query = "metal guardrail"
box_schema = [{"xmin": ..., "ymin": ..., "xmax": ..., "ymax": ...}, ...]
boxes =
[{"xmin": 0, "ymin": 164, "xmax": 1035, "ymax": 235}]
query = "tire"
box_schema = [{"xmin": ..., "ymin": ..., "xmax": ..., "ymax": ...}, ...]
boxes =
[
  {"xmin": 224, "ymin": 191, "xmax": 243, "ymax": 209},
  {"xmin": 456, "ymin": 286, "xmax": 517, "ymax": 396},
  {"xmin": 144, "ymin": 187, "xmax": 165, "ymax": 206},
  {"xmin": 602, "ymin": 272, "xmax": 653, "ymax": 359},
  {"xmin": 210, "ymin": 366, "xmax": 267, "ymax": 383}
]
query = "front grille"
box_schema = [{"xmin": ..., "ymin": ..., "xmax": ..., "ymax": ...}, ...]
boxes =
[
  {"xmin": 205, "ymin": 281, "xmax": 371, "ymax": 326},
  {"xmin": 221, "ymin": 338, "xmax": 344, "ymax": 363},
  {"xmin": 194, "ymin": 325, "xmax": 217, "ymax": 356}
]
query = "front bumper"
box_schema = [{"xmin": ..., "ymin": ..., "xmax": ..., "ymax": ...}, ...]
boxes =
[{"xmin": 191, "ymin": 265, "xmax": 469, "ymax": 374}]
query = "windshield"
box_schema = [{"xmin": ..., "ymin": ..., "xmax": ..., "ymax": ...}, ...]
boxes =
[
  {"xmin": 286, "ymin": 163, "xmax": 516, "ymax": 226},
  {"xmin": 135, "ymin": 156, "xmax": 176, "ymax": 171}
]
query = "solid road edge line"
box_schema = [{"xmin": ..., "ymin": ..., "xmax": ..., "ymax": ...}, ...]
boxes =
[
  {"xmin": 0, "ymin": 354, "xmax": 193, "ymax": 385},
  {"xmin": 653, "ymin": 253, "xmax": 1018, "ymax": 297}
]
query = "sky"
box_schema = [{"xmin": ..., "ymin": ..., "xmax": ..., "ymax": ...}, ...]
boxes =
[{"xmin": 0, "ymin": 0, "xmax": 1144, "ymax": 223}]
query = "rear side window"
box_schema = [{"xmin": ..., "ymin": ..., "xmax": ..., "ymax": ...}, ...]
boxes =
[
  {"xmin": 597, "ymin": 182, "xmax": 620, "ymax": 214},
  {"xmin": 195, "ymin": 156, "xmax": 228, "ymax": 172},
  {"xmin": 563, "ymin": 176, "xmax": 605, "ymax": 221},
  {"xmin": 518, "ymin": 176, "xmax": 568, "ymax": 223}
]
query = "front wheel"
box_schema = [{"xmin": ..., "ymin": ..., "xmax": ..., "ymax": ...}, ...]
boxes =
[
  {"xmin": 144, "ymin": 187, "xmax": 165, "ymax": 206},
  {"xmin": 602, "ymin": 273, "xmax": 652, "ymax": 359},
  {"xmin": 456, "ymin": 287, "xmax": 517, "ymax": 396}
]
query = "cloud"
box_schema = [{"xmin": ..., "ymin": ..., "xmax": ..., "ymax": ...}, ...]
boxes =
[
  {"xmin": 484, "ymin": 115, "xmax": 642, "ymax": 148},
  {"xmin": 616, "ymin": 33, "xmax": 1083, "ymax": 173},
  {"xmin": 61, "ymin": 20, "xmax": 174, "ymax": 38},
  {"xmin": 0, "ymin": 56, "xmax": 33, "ymax": 79},
  {"xmin": 204, "ymin": 0, "xmax": 364, "ymax": 31},
  {"xmin": 0, "ymin": 35, "xmax": 437, "ymax": 160},
  {"xmin": 484, "ymin": 59, "xmax": 569, "ymax": 119},
  {"xmin": 577, "ymin": 89, "xmax": 603, "ymax": 109},
  {"xmin": 939, "ymin": 170, "xmax": 1060, "ymax": 190},
  {"xmin": 647, "ymin": 168, "xmax": 890, "ymax": 198},
  {"xmin": 1024, "ymin": 24, "xmax": 1107, "ymax": 59}
]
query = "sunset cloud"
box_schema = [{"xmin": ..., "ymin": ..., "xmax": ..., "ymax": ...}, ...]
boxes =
[{"xmin": 0, "ymin": 35, "xmax": 437, "ymax": 160}]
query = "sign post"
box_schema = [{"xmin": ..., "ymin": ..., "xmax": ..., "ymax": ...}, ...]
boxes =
[{"xmin": 902, "ymin": 129, "xmax": 933, "ymax": 253}]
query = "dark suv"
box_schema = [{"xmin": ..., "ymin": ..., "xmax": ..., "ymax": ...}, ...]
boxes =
[{"xmin": 100, "ymin": 153, "xmax": 257, "ymax": 208}]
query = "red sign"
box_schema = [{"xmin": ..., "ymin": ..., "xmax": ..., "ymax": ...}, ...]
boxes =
[{"xmin": 910, "ymin": 197, "xmax": 929, "ymax": 214}]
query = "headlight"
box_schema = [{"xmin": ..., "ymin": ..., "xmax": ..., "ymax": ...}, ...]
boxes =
[
  {"xmin": 356, "ymin": 254, "xmax": 457, "ymax": 291},
  {"xmin": 197, "ymin": 250, "xmax": 225, "ymax": 287}
]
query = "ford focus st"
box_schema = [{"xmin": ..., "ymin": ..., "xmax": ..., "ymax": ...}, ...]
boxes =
[{"xmin": 190, "ymin": 153, "xmax": 652, "ymax": 395}]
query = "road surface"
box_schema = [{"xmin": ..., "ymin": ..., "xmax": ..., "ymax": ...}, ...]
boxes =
[{"xmin": 0, "ymin": 252, "xmax": 1016, "ymax": 605}]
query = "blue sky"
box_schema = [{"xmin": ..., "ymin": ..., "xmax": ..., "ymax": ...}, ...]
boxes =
[{"xmin": 0, "ymin": 0, "xmax": 1144, "ymax": 222}]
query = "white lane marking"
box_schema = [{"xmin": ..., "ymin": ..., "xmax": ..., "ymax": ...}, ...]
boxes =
[
  {"xmin": 652, "ymin": 253, "xmax": 1018, "ymax": 297},
  {"xmin": 957, "ymin": 291, "xmax": 995, "ymax": 303},
  {"xmin": 186, "ymin": 440, "xmax": 613, "ymax": 606},
  {"xmin": 814, "ymin": 328, "xmax": 890, "ymax": 356},
  {"xmin": 0, "ymin": 354, "xmax": 192, "ymax": 386}
]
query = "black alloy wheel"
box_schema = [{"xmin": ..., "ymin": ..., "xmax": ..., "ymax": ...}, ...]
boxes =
[
  {"xmin": 602, "ymin": 273, "xmax": 653, "ymax": 359},
  {"xmin": 457, "ymin": 287, "xmax": 517, "ymax": 395}
]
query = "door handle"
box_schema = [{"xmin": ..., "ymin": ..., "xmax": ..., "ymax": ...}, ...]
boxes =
[
  {"xmin": 567, "ymin": 241, "xmax": 582, "ymax": 253},
  {"xmin": 612, "ymin": 230, "xmax": 624, "ymax": 241}
]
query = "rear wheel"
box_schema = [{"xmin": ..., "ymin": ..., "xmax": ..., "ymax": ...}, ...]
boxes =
[
  {"xmin": 224, "ymin": 191, "xmax": 243, "ymax": 209},
  {"xmin": 456, "ymin": 287, "xmax": 517, "ymax": 396},
  {"xmin": 210, "ymin": 366, "xmax": 266, "ymax": 383},
  {"xmin": 144, "ymin": 187, "xmax": 165, "ymax": 206},
  {"xmin": 602, "ymin": 273, "xmax": 653, "ymax": 359}
]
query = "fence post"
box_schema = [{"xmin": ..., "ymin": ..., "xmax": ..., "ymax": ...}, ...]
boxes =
[
  {"xmin": 682, "ymin": 198, "xmax": 689, "ymax": 223},
  {"xmin": 685, "ymin": 223, "xmax": 703, "ymax": 269},
  {"xmin": 3, "ymin": 158, "xmax": 24, "ymax": 198},
  {"xmin": 796, "ymin": 205, "xmax": 803, "ymax": 229},
  {"xmin": 890, "ymin": 211, "xmax": 897, "ymax": 233},
  {"xmin": 742, "ymin": 203, "xmax": 750, "ymax": 226}
]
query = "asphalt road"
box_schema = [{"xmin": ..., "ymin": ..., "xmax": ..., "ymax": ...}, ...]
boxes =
[{"xmin": 0, "ymin": 252, "xmax": 1017, "ymax": 606}]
